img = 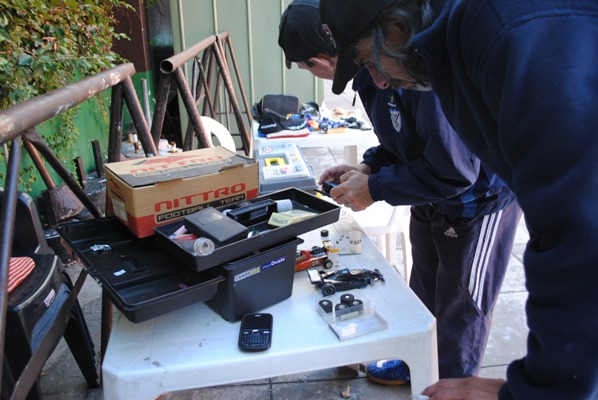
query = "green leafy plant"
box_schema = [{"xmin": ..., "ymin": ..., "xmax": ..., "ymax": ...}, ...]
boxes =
[{"xmin": 0, "ymin": 0, "xmax": 132, "ymax": 192}]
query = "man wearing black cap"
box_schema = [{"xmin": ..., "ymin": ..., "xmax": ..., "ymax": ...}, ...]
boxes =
[
  {"xmin": 279, "ymin": 0, "xmax": 521, "ymax": 387},
  {"xmin": 278, "ymin": 0, "xmax": 337, "ymax": 74},
  {"xmin": 320, "ymin": 0, "xmax": 598, "ymax": 399}
]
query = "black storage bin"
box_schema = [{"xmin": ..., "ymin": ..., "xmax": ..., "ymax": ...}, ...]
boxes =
[
  {"xmin": 56, "ymin": 217, "xmax": 224, "ymax": 323},
  {"xmin": 207, "ymin": 237, "xmax": 303, "ymax": 321}
]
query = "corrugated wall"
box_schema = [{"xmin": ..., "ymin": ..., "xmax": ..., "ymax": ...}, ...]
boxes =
[{"xmin": 169, "ymin": 0, "xmax": 324, "ymax": 108}]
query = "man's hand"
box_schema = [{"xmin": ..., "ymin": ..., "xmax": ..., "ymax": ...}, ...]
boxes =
[
  {"xmin": 421, "ymin": 377, "xmax": 505, "ymax": 400},
  {"xmin": 318, "ymin": 164, "xmax": 356, "ymax": 185},
  {"xmin": 330, "ymin": 170, "xmax": 373, "ymax": 211}
]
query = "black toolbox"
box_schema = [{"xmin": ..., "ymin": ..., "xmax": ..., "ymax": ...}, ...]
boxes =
[
  {"xmin": 56, "ymin": 217, "xmax": 224, "ymax": 323},
  {"xmin": 154, "ymin": 188, "xmax": 340, "ymax": 272},
  {"xmin": 206, "ymin": 237, "xmax": 303, "ymax": 321},
  {"xmin": 56, "ymin": 189, "xmax": 339, "ymax": 323}
]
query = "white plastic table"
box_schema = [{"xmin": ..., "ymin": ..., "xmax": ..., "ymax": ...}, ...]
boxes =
[
  {"xmin": 252, "ymin": 121, "xmax": 380, "ymax": 165},
  {"xmin": 101, "ymin": 211, "xmax": 438, "ymax": 399}
]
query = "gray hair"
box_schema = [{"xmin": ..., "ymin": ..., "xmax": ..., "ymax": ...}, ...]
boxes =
[{"xmin": 367, "ymin": 0, "xmax": 434, "ymax": 86}]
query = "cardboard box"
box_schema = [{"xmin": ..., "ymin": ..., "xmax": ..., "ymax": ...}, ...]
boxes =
[{"xmin": 105, "ymin": 147, "xmax": 259, "ymax": 237}]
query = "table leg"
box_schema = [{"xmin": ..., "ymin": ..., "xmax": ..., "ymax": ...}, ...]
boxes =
[{"xmin": 402, "ymin": 329, "xmax": 439, "ymax": 395}]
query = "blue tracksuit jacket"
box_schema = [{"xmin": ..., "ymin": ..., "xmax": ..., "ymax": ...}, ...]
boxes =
[
  {"xmin": 412, "ymin": 0, "xmax": 598, "ymax": 398},
  {"xmin": 353, "ymin": 69, "xmax": 515, "ymax": 218}
]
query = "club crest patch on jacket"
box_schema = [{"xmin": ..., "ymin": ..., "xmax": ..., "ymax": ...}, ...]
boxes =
[{"xmin": 387, "ymin": 100, "xmax": 402, "ymax": 133}]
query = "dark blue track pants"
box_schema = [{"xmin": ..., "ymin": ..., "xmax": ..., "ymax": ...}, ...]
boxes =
[{"xmin": 408, "ymin": 201, "xmax": 522, "ymax": 379}]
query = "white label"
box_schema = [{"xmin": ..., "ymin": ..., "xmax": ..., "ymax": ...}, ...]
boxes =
[
  {"xmin": 112, "ymin": 198, "xmax": 127, "ymax": 221},
  {"xmin": 44, "ymin": 288, "xmax": 56, "ymax": 308},
  {"xmin": 234, "ymin": 266, "xmax": 260, "ymax": 282}
]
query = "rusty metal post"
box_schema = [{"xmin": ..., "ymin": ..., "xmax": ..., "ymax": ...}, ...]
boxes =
[
  {"xmin": 150, "ymin": 73, "xmax": 173, "ymax": 145},
  {"xmin": 91, "ymin": 140, "xmax": 104, "ymax": 178},
  {"xmin": 210, "ymin": 54, "xmax": 224, "ymax": 122},
  {"xmin": 120, "ymin": 77, "xmax": 158, "ymax": 156},
  {"xmin": 213, "ymin": 35, "xmax": 251, "ymax": 154},
  {"xmin": 171, "ymin": 68, "xmax": 211, "ymax": 150},
  {"xmin": 107, "ymin": 84, "xmax": 125, "ymax": 164},
  {"xmin": 74, "ymin": 157, "xmax": 88, "ymax": 189},
  {"xmin": 199, "ymin": 49, "xmax": 216, "ymax": 117},
  {"xmin": 23, "ymin": 130, "xmax": 103, "ymax": 218},
  {"xmin": 219, "ymin": 33, "xmax": 253, "ymax": 127}
]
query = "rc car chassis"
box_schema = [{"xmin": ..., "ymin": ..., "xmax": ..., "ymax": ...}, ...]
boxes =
[
  {"xmin": 295, "ymin": 246, "xmax": 333, "ymax": 272},
  {"xmin": 307, "ymin": 267, "xmax": 385, "ymax": 296}
]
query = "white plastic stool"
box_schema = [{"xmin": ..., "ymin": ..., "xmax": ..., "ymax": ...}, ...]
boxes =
[
  {"xmin": 200, "ymin": 116, "xmax": 237, "ymax": 153},
  {"xmin": 349, "ymin": 202, "xmax": 412, "ymax": 282}
]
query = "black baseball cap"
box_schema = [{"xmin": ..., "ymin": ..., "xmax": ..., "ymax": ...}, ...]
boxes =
[
  {"xmin": 320, "ymin": 0, "xmax": 392, "ymax": 94},
  {"xmin": 278, "ymin": 0, "xmax": 336, "ymax": 69}
]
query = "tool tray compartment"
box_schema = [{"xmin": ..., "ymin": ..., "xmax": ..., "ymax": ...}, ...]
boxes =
[
  {"xmin": 56, "ymin": 217, "xmax": 224, "ymax": 323},
  {"xmin": 154, "ymin": 188, "xmax": 340, "ymax": 272}
]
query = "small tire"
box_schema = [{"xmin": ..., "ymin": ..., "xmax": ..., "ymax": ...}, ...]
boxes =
[
  {"xmin": 323, "ymin": 259, "xmax": 333, "ymax": 269},
  {"xmin": 321, "ymin": 283, "xmax": 336, "ymax": 296}
]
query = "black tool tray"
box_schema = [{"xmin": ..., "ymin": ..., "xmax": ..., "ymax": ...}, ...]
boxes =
[
  {"xmin": 56, "ymin": 217, "xmax": 224, "ymax": 323},
  {"xmin": 154, "ymin": 188, "xmax": 340, "ymax": 272}
]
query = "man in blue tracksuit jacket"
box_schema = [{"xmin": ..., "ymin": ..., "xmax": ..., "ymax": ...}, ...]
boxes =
[
  {"xmin": 353, "ymin": 69, "xmax": 520, "ymax": 380},
  {"xmin": 279, "ymin": 0, "xmax": 521, "ymax": 383},
  {"xmin": 321, "ymin": 0, "xmax": 598, "ymax": 399}
]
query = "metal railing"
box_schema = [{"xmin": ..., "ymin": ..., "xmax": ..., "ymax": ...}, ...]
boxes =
[
  {"xmin": 0, "ymin": 31, "xmax": 256, "ymax": 397},
  {"xmin": 0, "ymin": 62, "xmax": 154, "ymax": 398},
  {"xmin": 151, "ymin": 32, "xmax": 253, "ymax": 156}
]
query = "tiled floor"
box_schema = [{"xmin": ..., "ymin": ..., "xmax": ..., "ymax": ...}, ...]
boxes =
[{"xmin": 38, "ymin": 81, "xmax": 530, "ymax": 400}]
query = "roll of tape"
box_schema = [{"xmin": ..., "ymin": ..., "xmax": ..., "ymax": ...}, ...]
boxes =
[
  {"xmin": 275, "ymin": 199, "xmax": 293, "ymax": 212},
  {"xmin": 193, "ymin": 237, "xmax": 215, "ymax": 256}
]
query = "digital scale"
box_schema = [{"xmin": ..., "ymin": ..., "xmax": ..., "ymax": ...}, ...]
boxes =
[{"xmin": 253, "ymin": 143, "xmax": 317, "ymax": 194}]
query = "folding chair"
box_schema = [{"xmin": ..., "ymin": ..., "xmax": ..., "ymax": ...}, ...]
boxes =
[{"xmin": 1, "ymin": 192, "xmax": 98, "ymax": 400}]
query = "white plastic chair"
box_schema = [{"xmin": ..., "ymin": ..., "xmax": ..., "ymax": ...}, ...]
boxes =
[
  {"xmin": 200, "ymin": 116, "xmax": 237, "ymax": 153},
  {"xmin": 348, "ymin": 203, "xmax": 412, "ymax": 282}
]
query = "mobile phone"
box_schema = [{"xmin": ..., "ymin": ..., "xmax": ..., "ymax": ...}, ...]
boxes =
[{"xmin": 238, "ymin": 313, "xmax": 273, "ymax": 352}]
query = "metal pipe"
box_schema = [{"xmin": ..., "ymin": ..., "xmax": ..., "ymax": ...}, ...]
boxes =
[
  {"xmin": 217, "ymin": 33, "xmax": 253, "ymax": 154},
  {"xmin": 107, "ymin": 84, "xmax": 124, "ymax": 163},
  {"xmin": 0, "ymin": 137, "xmax": 22, "ymax": 384},
  {"xmin": 23, "ymin": 129, "xmax": 102, "ymax": 218},
  {"xmin": 121, "ymin": 77, "xmax": 158, "ymax": 156},
  {"xmin": 160, "ymin": 35, "xmax": 217, "ymax": 74},
  {"xmin": 199, "ymin": 49, "xmax": 215, "ymax": 117},
  {"xmin": 220, "ymin": 33, "xmax": 253, "ymax": 126},
  {"xmin": 91, "ymin": 140, "xmax": 103, "ymax": 178},
  {"xmin": 155, "ymin": 32, "xmax": 252, "ymax": 155},
  {"xmin": 141, "ymin": 78, "xmax": 152, "ymax": 129},
  {"xmin": 149, "ymin": 74, "xmax": 173, "ymax": 144},
  {"xmin": 0, "ymin": 63, "xmax": 136, "ymax": 146},
  {"xmin": 213, "ymin": 35, "xmax": 251, "ymax": 153},
  {"xmin": 172, "ymin": 68, "xmax": 211, "ymax": 149},
  {"xmin": 22, "ymin": 139, "xmax": 56, "ymax": 190}
]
